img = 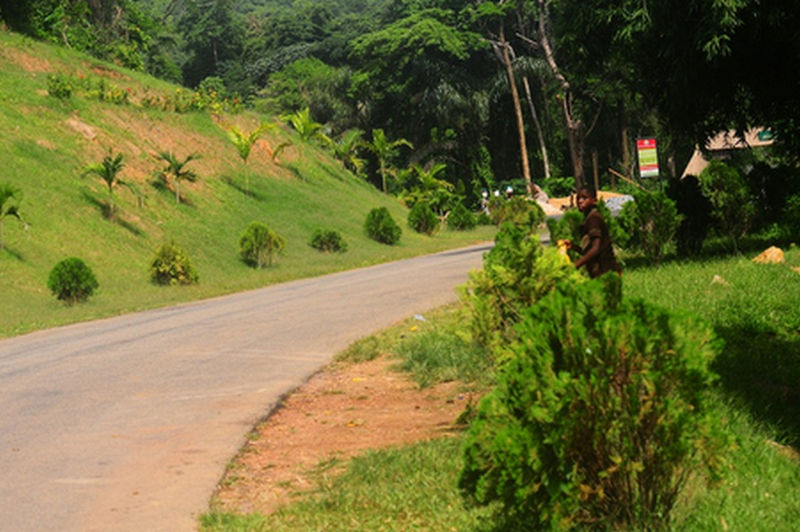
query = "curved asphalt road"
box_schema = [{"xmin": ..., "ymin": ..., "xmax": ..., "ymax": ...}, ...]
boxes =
[{"xmin": 0, "ymin": 243, "xmax": 491, "ymax": 532}]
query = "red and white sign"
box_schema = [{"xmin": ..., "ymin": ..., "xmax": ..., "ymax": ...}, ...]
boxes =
[{"xmin": 637, "ymin": 138, "xmax": 659, "ymax": 178}]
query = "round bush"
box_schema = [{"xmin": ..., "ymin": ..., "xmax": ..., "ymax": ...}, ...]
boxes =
[
  {"xmin": 448, "ymin": 202, "xmax": 477, "ymax": 230},
  {"xmin": 47, "ymin": 257, "xmax": 99, "ymax": 304},
  {"xmin": 365, "ymin": 207, "xmax": 401, "ymax": 245},
  {"xmin": 407, "ymin": 201, "xmax": 439, "ymax": 235},
  {"xmin": 150, "ymin": 241, "xmax": 199, "ymax": 285},
  {"xmin": 310, "ymin": 229, "xmax": 348, "ymax": 253},
  {"xmin": 239, "ymin": 222, "xmax": 285, "ymax": 268}
]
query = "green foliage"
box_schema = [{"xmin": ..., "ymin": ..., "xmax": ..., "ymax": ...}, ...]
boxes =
[
  {"xmin": 448, "ymin": 202, "xmax": 477, "ymax": 231},
  {"xmin": 283, "ymin": 107, "xmax": 327, "ymax": 143},
  {"xmin": 47, "ymin": 257, "xmax": 98, "ymax": 304},
  {"xmin": 488, "ymin": 196, "xmax": 544, "ymax": 227},
  {"xmin": 150, "ymin": 241, "xmax": 199, "ymax": 285},
  {"xmin": 546, "ymin": 207, "xmax": 583, "ymax": 249},
  {"xmin": 309, "ymin": 229, "xmax": 347, "ymax": 253},
  {"xmin": 460, "ymin": 275, "xmax": 729, "ymax": 530},
  {"xmin": 47, "ymin": 73, "xmax": 74, "ymax": 99},
  {"xmin": 781, "ymin": 193, "xmax": 800, "ymax": 240},
  {"xmin": 0, "ymin": 182, "xmax": 25, "ymax": 250},
  {"xmin": 239, "ymin": 222, "xmax": 286, "ymax": 268},
  {"xmin": 700, "ymin": 160, "xmax": 756, "ymax": 251},
  {"xmin": 463, "ymin": 211, "xmax": 582, "ymax": 350},
  {"xmin": 364, "ymin": 207, "xmax": 401, "ymax": 245},
  {"xmin": 364, "ymin": 129, "xmax": 413, "ymax": 193},
  {"xmin": 407, "ymin": 201, "xmax": 439, "ymax": 235},
  {"xmin": 542, "ymin": 175, "xmax": 575, "ymax": 197},
  {"xmin": 617, "ymin": 189, "xmax": 682, "ymax": 263}
]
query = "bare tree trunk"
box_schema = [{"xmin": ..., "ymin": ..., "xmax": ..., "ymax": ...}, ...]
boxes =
[
  {"xmin": 592, "ymin": 149, "xmax": 599, "ymax": 192},
  {"xmin": 537, "ymin": 0, "xmax": 585, "ymax": 187},
  {"xmin": 498, "ymin": 24, "xmax": 533, "ymax": 196},
  {"xmin": 521, "ymin": 74, "xmax": 551, "ymax": 179},
  {"xmin": 619, "ymin": 100, "xmax": 632, "ymax": 179}
]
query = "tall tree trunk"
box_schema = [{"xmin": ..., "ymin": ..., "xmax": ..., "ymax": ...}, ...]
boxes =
[
  {"xmin": 618, "ymin": 100, "xmax": 632, "ymax": 178},
  {"xmin": 537, "ymin": 0, "xmax": 585, "ymax": 187},
  {"xmin": 498, "ymin": 23, "xmax": 533, "ymax": 196}
]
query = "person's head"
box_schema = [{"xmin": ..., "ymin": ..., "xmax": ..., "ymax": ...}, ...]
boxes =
[{"xmin": 575, "ymin": 186, "xmax": 597, "ymax": 213}]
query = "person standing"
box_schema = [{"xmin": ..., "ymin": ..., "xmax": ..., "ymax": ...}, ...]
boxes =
[{"xmin": 570, "ymin": 187, "xmax": 621, "ymax": 278}]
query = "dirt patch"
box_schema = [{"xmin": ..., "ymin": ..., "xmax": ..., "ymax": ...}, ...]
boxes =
[
  {"xmin": 91, "ymin": 64, "xmax": 129, "ymax": 80},
  {"xmin": 211, "ymin": 355, "xmax": 476, "ymax": 515},
  {"xmin": 1, "ymin": 47, "xmax": 52, "ymax": 72}
]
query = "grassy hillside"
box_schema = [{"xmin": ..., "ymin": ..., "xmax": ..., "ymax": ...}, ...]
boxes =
[{"xmin": 0, "ymin": 30, "xmax": 494, "ymax": 338}]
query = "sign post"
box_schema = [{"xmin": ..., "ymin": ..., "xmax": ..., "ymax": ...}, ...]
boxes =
[{"xmin": 636, "ymin": 138, "xmax": 659, "ymax": 179}]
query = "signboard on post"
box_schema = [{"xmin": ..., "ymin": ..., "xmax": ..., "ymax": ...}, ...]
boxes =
[{"xmin": 636, "ymin": 138, "xmax": 659, "ymax": 178}]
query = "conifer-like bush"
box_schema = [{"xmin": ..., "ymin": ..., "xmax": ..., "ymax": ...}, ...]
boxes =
[
  {"xmin": 364, "ymin": 207, "xmax": 401, "ymax": 245},
  {"xmin": 447, "ymin": 202, "xmax": 477, "ymax": 230},
  {"xmin": 47, "ymin": 257, "xmax": 99, "ymax": 304},
  {"xmin": 463, "ymin": 210, "xmax": 580, "ymax": 350},
  {"xmin": 239, "ymin": 222, "xmax": 285, "ymax": 268},
  {"xmin": 309, "ymin": 229, "xmax": 348, "ymax": 253},
  {"xmin": 460, "ymin": 275, "xmax": 728, "ymax": 530},
  {"xmin": 150, "ymin": 241, "xmax": 199, "ymax": 285},
  {"xmin": 617, "ymin": 189, "xmax": 681, "ymax": 263},
  {"xmin": 407, "ymin": 201, "xmax": 439, "ymax": 235}
]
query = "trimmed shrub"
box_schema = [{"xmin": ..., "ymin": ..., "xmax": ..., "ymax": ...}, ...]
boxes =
[
  {"xmin": 617, "ymin": 189, "xmax": 681, "ymax": 263},
  {"xmin": 407, "ymin": 201, "xmax": 439, "ymax": 235},
  {"xmin": 546, "ymin": 207, "xmax": 583, "ymax": 259},
  {"xmin": 365, "ymin": 207, "xmax": 401, "ymax": 245},
  {"xmin": 448, "ymin": 202, "xmax": 477, "ymax": 230},
  {"xmin": 310, "ymin": 228, "xmax": 348, "ymax": 253},
  {"xmin": 47, "ymin": 257, "xmax": 99, "ymax": 304},
  {"xmin": 239, "ymin": 222, "xmax": 285, "ymax": 268},
  {"xmin": 460, "ymin": 275, "xmax": 728, "ymax": 530},
  {"xmin": 150, "ymin": 241, "xmax": 199, "ymax": 285}
]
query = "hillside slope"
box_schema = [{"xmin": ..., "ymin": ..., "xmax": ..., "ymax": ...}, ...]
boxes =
[{"xmin": 0, "ymin": 30, "xmax": 493, "ymax": 338}]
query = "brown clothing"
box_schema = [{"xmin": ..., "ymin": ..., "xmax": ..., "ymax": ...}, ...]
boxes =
[{"xmin": 580, "ymin": 207, "xmax": 621, "ymax": 278}]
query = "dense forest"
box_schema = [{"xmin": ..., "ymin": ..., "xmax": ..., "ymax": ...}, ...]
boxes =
[{"xmin": 2, "ymin": 0, "xmax": 800, "ymax": 210}]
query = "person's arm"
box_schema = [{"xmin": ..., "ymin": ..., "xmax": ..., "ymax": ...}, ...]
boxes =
[{"xmin": 574, "ymin": 235, "xmax": 600, "ymax": 269}]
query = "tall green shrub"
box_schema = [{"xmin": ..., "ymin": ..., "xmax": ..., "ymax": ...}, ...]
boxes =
[
  {"xmin": 460, "ymin": 276, "xmax": 728, "ymax": 530},
  {"xmin": 309, "ymin": 228, "xmax": 347, "ymax": 253},
  {"xmin": 699, "ymin": 160, "xmax": 756, "ymax": 251},
  {"xmin": 407, "ymin": 201, "xmax": 439, "ymax": 235},
  {"xmin": 47, "ymin": 257, "xmax": 99, "ymax": 304},
  {"xmin": 239, "ymin": 222, "xmax": 285, "ymax": 268},
  {"xmin": 463, "ymin": 210, "xmax": 581, "ymax": 350},
  {"xmin": 617, "ymin": 189, "xmax": 681, "ymax": 263},
  {"xmin": 364, "ymin": 207, "xmax": 401, "ymax": 245},
  {"xmin": 150, "ymin": 241, "xmax": 198, "ymax": 285}
]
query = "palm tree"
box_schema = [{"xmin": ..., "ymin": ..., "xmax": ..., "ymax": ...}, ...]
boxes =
[
  {"xmin": 331, "ymin": 129, "xmax": 366, "ymax": 176},
  {"xmin": 158, "ymin": 151, "xmax": 200, "ymax": 204},
  {"xmin": 227, "ymin": 122, "xmax": 276, "ymax": 195},
  {"xmin": 83, "ymin": 150, "xmax": 126, "ymax": 218},
  {"xmin": 365, "ymin": 129, "xmax": 413, "ymax": 193},
  {"xmin": 0, "ymin": 183, "xmax": 25, "ymax": 250},
  {"xmin": 285, "ymin": 107, "xmax": 328, "ymax": 143}
]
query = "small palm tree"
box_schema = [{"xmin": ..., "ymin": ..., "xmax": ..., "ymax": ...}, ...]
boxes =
[
  {"xmin": 158, "ymin": 151, "xmax": 200, "ymax": 204},
  {"xmin": 365, "ymin": 129, "xmax": 413, "ymax": 193},
  {"xmin": 285, "ymin": 107, "xmax": 329, "ymax": 143},
  {"xmin": 332, "ymin": 129, "xmax": 366, "ymax": 176},
  {"xmin": 83, "ymin": 150, "xmax": 127, "ymax": 218},
  {"xmin": 0, "ymin": 183, "xmax": 25, "ymax": 250},
  {"xmin": 227, "ymin": 122, "xmax": 276, "ymax": 195}
]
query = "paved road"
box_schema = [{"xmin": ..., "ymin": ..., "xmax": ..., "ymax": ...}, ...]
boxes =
[{"xmin": 0, "ymin": 243, "xmax": 490, "ymax": 532}]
